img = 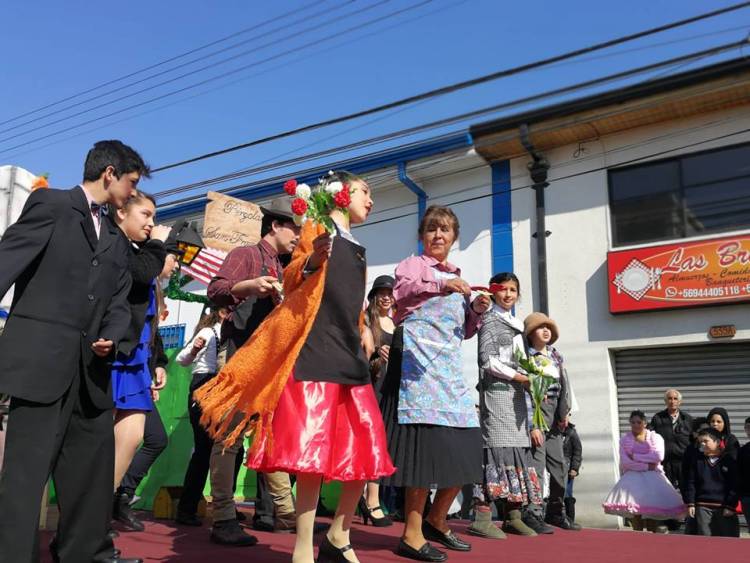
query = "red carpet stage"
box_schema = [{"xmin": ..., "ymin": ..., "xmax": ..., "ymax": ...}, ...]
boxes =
[{"xmin": 39, "ymin": 514, "xmax": 747, "ymax": 562}]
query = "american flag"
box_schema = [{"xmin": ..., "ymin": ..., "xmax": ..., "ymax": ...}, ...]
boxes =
[{"xmin": 181, "ymin": 246, "xmax": 228, "ymax": 286}]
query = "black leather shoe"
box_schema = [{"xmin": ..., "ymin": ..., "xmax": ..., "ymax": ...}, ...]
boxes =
[
  {"xmin": 396, "ymin": 539, "xmax": 447, "ymax": 562},
  {"xmin": 545, "ymin": 514, "xmax": 582, "ymax": 531},
  {"xmin": 422, "ymin": 520, "xmax": 471, "ymax": 551},
  {"xmin": 523, "ymin": 512, "xmax": 554, "ymax": 534},
  {"xmin": 211, "ymin": 518, "xmax": 258, "ymax": 546},
  {"xmin": 176, "ymin": 511, "xmax": 203, "ymax": 526},
  {"xmin": 113, "ymin": 492, "xmax": 145, "ymax": 532}
]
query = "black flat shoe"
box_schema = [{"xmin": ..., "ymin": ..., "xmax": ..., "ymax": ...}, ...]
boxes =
[
  {"xmin": 396, "ymin": 539, "xmax": 447, "ymax": 562},
  {"xmin": 422, "ymin": 520, "xmax": 471, "ymax": 551},
  {"xmin": 317, "ymin": 535, "xmax": 355, "ymax": 563}
]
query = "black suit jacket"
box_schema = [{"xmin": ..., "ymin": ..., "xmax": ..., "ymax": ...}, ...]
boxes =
[{"xmin": 0, "ymin": 186, "xmax": 131, "ymax": 408}]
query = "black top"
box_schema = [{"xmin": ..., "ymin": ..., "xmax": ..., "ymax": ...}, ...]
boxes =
[
  {"xmin": 649, "ymin": 409, "xmax": 693, "ymax": 463},
  {"xmin": 295, "ymin": 235, "xmax": 369, "ymax": 385},
  {"xmin": 683, "ymin": 451, "xmax": 739, "ymax": 509},
  {"xmin": 562, "ymin": 423, "xmax": 583, "ymax": 473},
  {"xmin": 118, "ymin": 237, "xmax": 167, "ymax": 356}
]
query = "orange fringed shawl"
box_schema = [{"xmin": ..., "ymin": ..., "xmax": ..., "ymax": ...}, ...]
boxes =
[{"xmin": 195, "ymin": 221, "xmax": 333, "ymax": 451}]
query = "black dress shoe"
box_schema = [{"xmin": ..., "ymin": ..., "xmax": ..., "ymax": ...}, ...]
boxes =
[
  {"xmin": 396, "ymin": 539, "xmax": 447, "ymax": 562},
  {"xmin": 422, "ymin": 520, "xmax": 471, "ymax": 551},
  {"xmin": 112, "ymin": 492, "xmax": 145, "ymax": 532}
]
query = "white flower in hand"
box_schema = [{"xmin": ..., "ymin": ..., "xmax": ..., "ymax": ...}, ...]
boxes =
[
  {"xmin": 295, "ymin": 183, "xmax": 312, "ymax": 199},
  {"xmin": 325, "ymin": 181, "xmax": 344, "ymax": 194}
]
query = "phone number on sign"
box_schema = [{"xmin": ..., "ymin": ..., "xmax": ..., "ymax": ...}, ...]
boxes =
[{"xmin": 665, "ymin": 285, "xmax": 750, "ymax": 298}]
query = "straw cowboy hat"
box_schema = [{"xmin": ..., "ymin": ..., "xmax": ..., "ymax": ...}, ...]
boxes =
[{"xmin": 523, "ymin": 312, "xmax": 560, "ymax": 345}]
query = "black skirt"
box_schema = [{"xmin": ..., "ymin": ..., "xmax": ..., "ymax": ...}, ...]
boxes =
[{"xmin": 380, "ymin": 326, "xmax": 482, "ymax": 489}]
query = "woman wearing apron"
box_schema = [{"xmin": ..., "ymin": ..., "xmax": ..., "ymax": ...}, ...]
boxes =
[{"xmin": 381, "ymin": 205, "xmax": 491, "ymax": 562}]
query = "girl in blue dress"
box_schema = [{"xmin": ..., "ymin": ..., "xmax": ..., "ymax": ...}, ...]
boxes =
[{"xmin": 111, "ymin": 192, "xmax": 176, "ymax": 492}]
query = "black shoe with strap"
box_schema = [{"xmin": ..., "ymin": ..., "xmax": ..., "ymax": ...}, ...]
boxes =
[
  {"xmin": 357, "ymin": 497, "xmax": 393, "ymax": 527},
  {"xmin": 421, "ymin": 520, "xmax": 471, "ymax": 552},
  {"xmin": 317, "ymin": 535, "xmax": 356, "ymax": 563},
  {"xmin": 396, "ymin": 539, "xmax": 447, "ymax": 562}
]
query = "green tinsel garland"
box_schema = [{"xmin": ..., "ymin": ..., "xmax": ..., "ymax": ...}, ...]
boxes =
[{"xmin": 165, "ymin": 273, "xmax": 209, "ymax": 304}]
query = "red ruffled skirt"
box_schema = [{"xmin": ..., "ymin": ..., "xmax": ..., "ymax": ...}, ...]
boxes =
[{"xmin": 247, "ymin": 373, "xmax": 396, "ymax": 482}]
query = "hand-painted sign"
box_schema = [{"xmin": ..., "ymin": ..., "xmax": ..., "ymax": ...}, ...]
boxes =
[
  {"xmin": 202, "ymin": 191, "xmax": 262, "ymax": 253},
  {"xmin": 607, "ymin": 234, "xmax": 750, "ymax": 313}
]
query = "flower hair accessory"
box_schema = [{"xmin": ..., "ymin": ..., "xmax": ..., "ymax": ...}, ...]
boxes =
[{"xmin": 282, "ymin": 172, "xmax": 353, "ymax": 233}]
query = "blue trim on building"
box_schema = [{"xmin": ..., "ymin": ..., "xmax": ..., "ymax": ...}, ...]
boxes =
[
  {"xmin": 397, "ymin": 162, "xmax": 427, "ymax": 253},
  {"xmin": 158, "ymin": 132, "xmax": 472, "ymax": 221},
  {"xmin": 491, "ymin": 160, "xmax": 513, "ymax": 275}
]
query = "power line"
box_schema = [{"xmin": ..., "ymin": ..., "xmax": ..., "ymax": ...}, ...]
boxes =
[
  {"xmin": 0, "ymin": 0, "xmax": 329, "ymax": 127},
  {"xmin": 146, "ymin": 1, "xmax": 750, "ymax": 173},
  {"xmin": 154, "ymin": 41, "xmax": 746, "ymax": 199},
  {"xmin": 0, "ymin": 0, "xmax": 432, "ymax": 156},
  {"xmin": 0, "ymin": 0, "xmax": 392, "ymax": 145},
  {"xmin": 0, "ymin": 0, "xmax": 468, "ymax": 163},
  {"xmin": 158, "ymin": 75, "xmax": 749, "ymax": 217}
]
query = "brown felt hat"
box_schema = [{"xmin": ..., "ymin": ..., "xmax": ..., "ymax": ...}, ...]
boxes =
[{"xmin": 523, "ymin": 312, "xmax": 560, "ymax": 345}]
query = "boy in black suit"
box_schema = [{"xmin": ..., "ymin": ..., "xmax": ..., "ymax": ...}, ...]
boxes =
[{"xmin": 0, "ymin": 140, "xmax": 148, "ymax": 563}]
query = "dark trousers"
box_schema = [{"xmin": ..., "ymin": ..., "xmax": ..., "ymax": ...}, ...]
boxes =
[
  {"xmin": 177, "ymin": 391, "xmax": 214, "ymax": 515},
  {"xmin": 0, "ymin": 373, "xmax": 115, "ymax": 563},
  {"xmin": 253, "ymin": 473, "xmax": 276, "ymax": 526},
  {"xmin": 696, "ymin": 505, "xmax": 740, "ymax": 537},
  {"xmin": 527, "ymin": 427, "xmax": 567, "ymax": 519},
  {"xmin": 119, "ymin": 407, "xmax": 168, "ymax": 496}
]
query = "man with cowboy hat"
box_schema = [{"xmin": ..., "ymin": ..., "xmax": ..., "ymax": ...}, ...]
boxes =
[
  {"xmin": 522, "ymin": 312, "xmax": 581, "ymax": 532},
  {"xmin": 202, "ymin": 198, "xmax": 301, "ymax": 545}
]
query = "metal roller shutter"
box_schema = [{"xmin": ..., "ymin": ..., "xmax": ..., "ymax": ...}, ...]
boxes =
[{"xmin": 614, "ymin": 342, "xmax": 750, "ymax": 442}]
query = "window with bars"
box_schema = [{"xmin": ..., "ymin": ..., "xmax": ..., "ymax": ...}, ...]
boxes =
[{"xmin": 608, "ymin": 142, "xmax": 750, "ymax": 247}]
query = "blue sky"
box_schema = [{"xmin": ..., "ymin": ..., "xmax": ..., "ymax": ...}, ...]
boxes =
[{"xmin": 1, "ymin": 0, "xmax": 747, "ymax": 204}]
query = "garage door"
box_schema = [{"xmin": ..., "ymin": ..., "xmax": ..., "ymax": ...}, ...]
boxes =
[{"xmin": 614, "ymin": 342, "xmax": 750, "ymax": 442}]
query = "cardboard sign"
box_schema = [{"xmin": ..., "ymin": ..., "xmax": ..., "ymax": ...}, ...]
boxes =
[
  {"xmin": 202, "ymin": 191, "xmax": 262, "ymax": 253},
  {"xmin": 607, "ymin": 234, "xmax": 750, "ymax": 313}
]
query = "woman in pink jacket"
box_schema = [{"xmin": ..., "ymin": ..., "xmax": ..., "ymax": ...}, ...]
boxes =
[{"xmin": 603, "ymin": 410, "xmax": 686, "ymax": 531}]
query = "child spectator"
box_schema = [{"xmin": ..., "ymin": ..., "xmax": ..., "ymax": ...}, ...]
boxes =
[
  {"xmin": 683, "ymin": 428, "xmax": 740, "ymax": 537},
  {"xmin": 561, "ymin": 415, "xmax": 582, "ymax": 523}
]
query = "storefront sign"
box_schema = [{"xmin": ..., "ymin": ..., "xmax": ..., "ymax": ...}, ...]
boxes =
[
  {"xmin": 607, "ymin": 234, "xmax": 750, "ymax": 313},
  {"xmin": 709, "ymin": 325, "xmax": 736, "ymax": 338},
  {"xmin": 202, "ymin": 191, "xmax": 262, "ymax": 253}
]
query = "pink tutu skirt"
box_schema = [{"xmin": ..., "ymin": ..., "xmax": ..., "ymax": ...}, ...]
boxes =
[
  {"xmin": 603, "ymin": 470, "xmax": 686, "ymax": 520},
  {"xmin": 247, "ymin": 373, "xmax": 396, "ymax": 482}
]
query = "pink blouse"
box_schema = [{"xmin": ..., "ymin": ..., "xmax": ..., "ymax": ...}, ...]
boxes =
[
  {"xmin": 393, "ymin": 254, "xmax": 480, "ymax": 336},
  {"xmin": 619, "ymin": 429, "xmax": 665, "ymax": 474}
]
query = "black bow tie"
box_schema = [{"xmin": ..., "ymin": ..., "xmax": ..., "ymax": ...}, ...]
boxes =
[{"xmin": 90, "ymin": 202, "xmax": 109, "ymax": 216}]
